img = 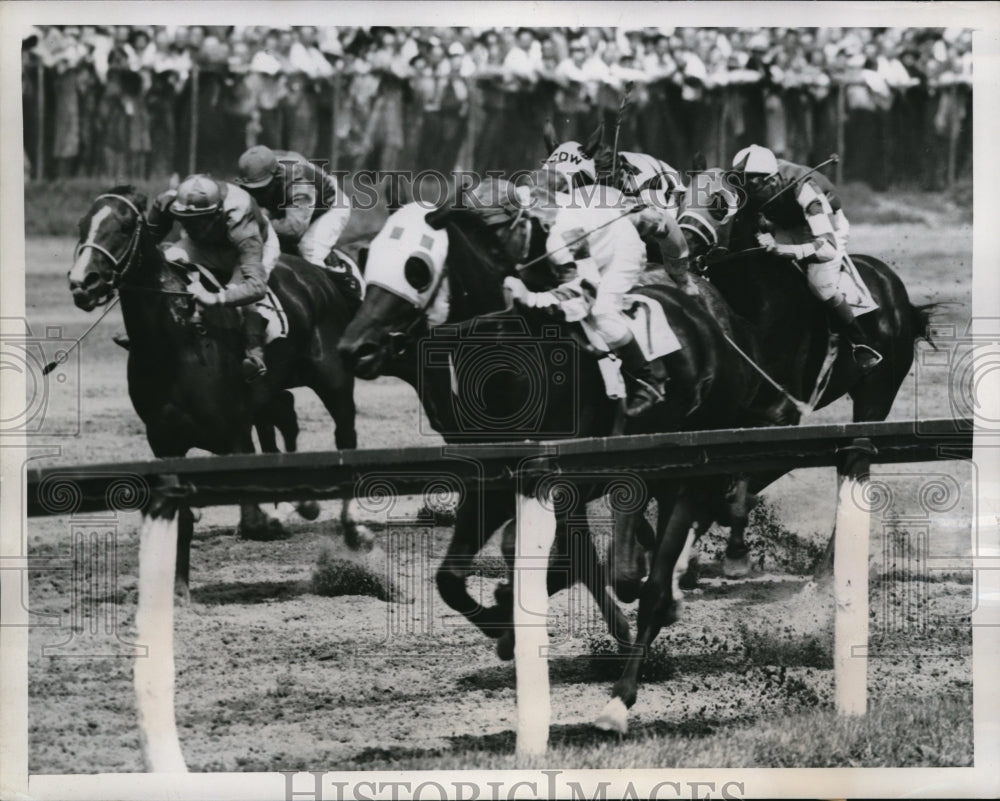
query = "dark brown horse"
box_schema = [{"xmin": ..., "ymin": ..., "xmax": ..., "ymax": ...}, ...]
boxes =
[
  {"xmin": 674, "ymin": 167, "xmax": 938, "ymax": 572},
  {"xmin": 338, "ymin": 198, "xmax": 768, "ymax": 731},
  {"xmin": 68, "ymin": 187, "xmax": 363, "ymax": 594}
]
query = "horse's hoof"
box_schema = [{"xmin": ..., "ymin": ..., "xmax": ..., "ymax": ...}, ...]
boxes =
[
  {"xmin": 296, "ymin": 500, "xmax": 321, "ymax": 521},
  {"xmin": 496, "ymin": 630, "xmax": 515, "ymax": 661},
  {"xmin": 344, "ymin": 523, "xmax": 375, "ymax": 552},
  {"xmin": 722, "ymin": 554, "xmax": 751, "ymax": 578},
  {"xmin": 594, "ymin": 698, "xmax": 629, "ymax": 734},
  {"xmin": 174, "ymin": 579, "xmax": 191, "ymax": 606}
]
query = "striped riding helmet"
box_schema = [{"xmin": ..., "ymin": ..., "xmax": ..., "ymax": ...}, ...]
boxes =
[{"xmin": 171, "ymin": 175, "xmax": 223, "ymax": 217}]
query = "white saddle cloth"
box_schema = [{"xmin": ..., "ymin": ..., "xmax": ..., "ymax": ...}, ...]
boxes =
[
  {"xmin": 580, "ymin": 293, "xmax": 682, "ymax": 400},
  {"xmin": 839, "ymin": 256, "xmax": 879, "ymax": 317}
]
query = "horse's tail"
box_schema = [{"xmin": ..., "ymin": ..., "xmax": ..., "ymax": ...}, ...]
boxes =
[{"xmin": 911, "ymin": 301, "xmax": 947, "ymax": 350}]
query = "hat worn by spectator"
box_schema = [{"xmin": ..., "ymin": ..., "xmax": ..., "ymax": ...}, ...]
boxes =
[
  {"xmin": 237, "ymin": 145, "xmax": 278, "ymax": 188},
  {"xmin": 447, "ymin": 41, "xmax": 465, "ymax": 56}
]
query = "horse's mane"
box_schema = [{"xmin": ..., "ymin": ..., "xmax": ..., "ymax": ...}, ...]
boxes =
[
  {"xmin": 433, "ymin": 208, "xmax": 509, "ymax": 318},
  {"xmin": 104, "ymin": 184, "xmax": 149, "ymax": 212}
]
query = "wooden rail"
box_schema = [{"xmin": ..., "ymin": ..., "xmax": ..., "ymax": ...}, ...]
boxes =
[{"xmin": 24, "ymin": 417, "xmax": 975, "ymax": 767}]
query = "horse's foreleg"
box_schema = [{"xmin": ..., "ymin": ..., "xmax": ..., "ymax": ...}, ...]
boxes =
[
  {"xmin": 310, "ymin": 371, "xmax": 363, "ymax": 543},
  {"xmin": 722, "ymin": 474, "xmax": 753, "ymax": 578},
  {"xmin": 233, "ymin": 429, "xmax": 288, "ymax": 541},
  {"xmin": 571, "ymin": 522, "xmax": 631, "ymax": 652},
  {"xmin": 607, "ymin": 490, "xmax": 666, "ymax": 603},
  {"xmin": 597, "ymin": 487, "xmax": 703, "ymax": 735},
  {"xmin": 436, "ymin": 488, "xmax": 513, "ymax": 639},
  {"xmin": 175, "ymin": 504, "xmax": 194, "ymax": 603}
]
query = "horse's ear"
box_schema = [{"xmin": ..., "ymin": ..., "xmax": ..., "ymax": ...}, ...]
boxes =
[
  {"xmin": 581, "ymin": 123, "xmax": 604, "ymax": 159},
  {"xmin": 692, "ymin": 152, "xmax": 707, "ymax": 174},
  {"xmin": 168, "ymin": 173, "xmax": 180, "ymax": 191},
  {"xmin": 542, "ymin": 119, "xmax": 559, "ymax": 155},
  {"xmin": 133, "ymin": 193, "xmax": 149, "ymax": 213},
  {"xmin": 425, "ymin": 205, "xmax": 450, "ymax": 231}
]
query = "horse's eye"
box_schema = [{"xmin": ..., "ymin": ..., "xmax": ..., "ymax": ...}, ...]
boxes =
[{"xmin": 404, "ymin": 257, "xmax": 432, "ymax": 292}]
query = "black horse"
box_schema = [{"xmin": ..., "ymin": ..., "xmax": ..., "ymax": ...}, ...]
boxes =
[
  {"xmin": 338, "ymin": 196, "xmax": 766, "ymax": 729},
  {"xmin": 68, "ymin": 187, "xmax": 363, "ymax": 594},
  {"xmin": 674, "ymin": 167, "xmax": 937, "ymax": 571}
]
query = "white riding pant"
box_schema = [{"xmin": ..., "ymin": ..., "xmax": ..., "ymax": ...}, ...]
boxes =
[{"xmin": 585, "ymin": 257, "xmax": 644, "ymax": 349}]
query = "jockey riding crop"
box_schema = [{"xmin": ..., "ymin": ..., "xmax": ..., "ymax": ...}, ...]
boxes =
[
  {"xmin": 42, "ymin": 296, "xmax": 121, "ymax": 375},
  {"xmin": 515, "ymin": 203, "xmax": 648, "ymax": 276},
  {"xmin": 757, "ymin": 153, "xmax": 840, "ymax": 212},
  {"xmin": 610, "ymin": 82, "xmax": 634, "ymax": 178}
]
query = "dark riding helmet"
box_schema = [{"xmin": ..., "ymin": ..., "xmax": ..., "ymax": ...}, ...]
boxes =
[
  {"xmin": 237, "ymin": 145, "xmax": 279, "ymax": 190},
  {"xmin": 171, "ymin": 175, "xmax": 223, "ymax": 217}
]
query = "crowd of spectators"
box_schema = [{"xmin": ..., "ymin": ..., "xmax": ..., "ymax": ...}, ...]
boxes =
[{"xmin": 22, "ymin": 25, "xmax": 972, "ymax": 191}]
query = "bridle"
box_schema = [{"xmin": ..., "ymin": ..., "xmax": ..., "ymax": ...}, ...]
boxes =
[{"xmin": 74, "ymin": 193, "xmax": 146, "ymax": 301}]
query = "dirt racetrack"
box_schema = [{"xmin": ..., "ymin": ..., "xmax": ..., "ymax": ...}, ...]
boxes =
[{"xmin": 23, "ymin": 214, "xmax": 975, "ymax": 771}]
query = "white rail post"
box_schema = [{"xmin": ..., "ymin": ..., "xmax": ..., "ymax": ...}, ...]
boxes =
[
  {"xmin": 833, "ymin": 437, "xmax": 874, "ymax": 716},
  {"xmin": 514, "ymin": 463, "xmax": 557, "ymax": 757},
  {"xmin": 134, "ymin": 493, "xmax": 188, "ymax": 772}
]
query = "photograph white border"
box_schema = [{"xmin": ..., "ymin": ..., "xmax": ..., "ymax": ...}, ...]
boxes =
[{"xmin": 2, "ymin": 2, "xmax": 998, "ymax": 799}]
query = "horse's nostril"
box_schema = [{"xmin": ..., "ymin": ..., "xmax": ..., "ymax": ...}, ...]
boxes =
[{"xmin": 83, "ymin": 272, "xmax": 101, "ymax": 290}]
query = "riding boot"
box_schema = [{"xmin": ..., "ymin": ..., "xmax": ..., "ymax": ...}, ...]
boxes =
[
  {"xmin": 825, "ymin": 294, "xmax": 883, "ymax": 373},
  {"xmin": 615, "ymin": 338, "xmax": 665, "ymax": 417},
  {"xmin": 112, "ymin": 331, "xmax": 131, "ymax": 350},
  {"xmin": 241, "ymin": 309, "xmax": 268, "ymax": 383}
]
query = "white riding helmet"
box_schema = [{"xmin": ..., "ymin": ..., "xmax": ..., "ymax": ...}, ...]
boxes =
[
  {"xmin": 543, "ymin": 141, "xmax": 597, "ymax": 186},
  {"xmin": 732, "ymin": 144, "xmax": 778, "ymax": 177}
]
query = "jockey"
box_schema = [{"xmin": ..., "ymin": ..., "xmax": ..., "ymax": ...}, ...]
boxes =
[
  {"xmin": 147, "ymin": 174, "xmax": 279, "ymax": 382},
  {"xmin": 543, "ymin": 143, "xmax": 697, "ymax": 295},
  {"xmin": 502, "ymin": 176, "xmax": 664, "ymax": 417},
  {"xmin": 236, "ymin": 145, "xmax": 364, "ymax": 309},
  {"xmin": 732, "ymin": 144, "xmax": 882, "ymax": 371},
  {"xmin": 614, "ymin": 151, "xmax": 699, "ymax": 296}
]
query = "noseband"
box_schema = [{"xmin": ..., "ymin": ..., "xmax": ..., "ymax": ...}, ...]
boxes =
[{"xmin": 75, "ymin": 194, "xmax": 145, "ymax": 298}]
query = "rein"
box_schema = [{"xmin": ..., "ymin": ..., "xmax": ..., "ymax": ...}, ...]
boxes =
[{"xmin": 75, "ymin": 193, "xmax": 146, "ymax": 297}]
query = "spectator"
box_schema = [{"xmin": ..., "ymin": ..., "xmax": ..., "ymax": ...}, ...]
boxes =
[{"xmin": 20, "ymin": 24, "xmax": 972, "ymax": 188}]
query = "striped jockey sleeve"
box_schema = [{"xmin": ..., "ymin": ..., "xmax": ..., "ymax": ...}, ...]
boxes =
[{"xmin": 774, "ymin": 181, "xmax": 838, "ymax": 263}]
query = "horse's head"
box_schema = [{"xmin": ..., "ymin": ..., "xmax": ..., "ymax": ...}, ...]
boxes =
[
  {"xmin": 339, "ymin": 203, "xmax": 453, "ymax": 379},
  {"xmin": 677, "ymin": 166, "xmax": 741, "ymax": 259},
  {"xmin": 69, "ymin": 188, "xmax": 147, "ymax": 311},
  {"xmin": 340, "ymin": 199, "xmax": 517, "ymax": 380}
]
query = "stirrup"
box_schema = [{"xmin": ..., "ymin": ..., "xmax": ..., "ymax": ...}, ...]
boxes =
[
  {"xmin": 851, "ymin": 343, "xmax": 883, "ymax": 373},
  {"xmin": 242, "ymin": 354, "xmax": 267, "ymax": 383}
]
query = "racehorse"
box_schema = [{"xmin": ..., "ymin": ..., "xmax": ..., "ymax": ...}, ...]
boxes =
[
  {"xmin": 337, "ymin": 195, "xmax": 766, "ymax": 728},
  {"xmin": 68, "ymin": 187, "xmax": 363, "ymax": 595},
  {"xmin": 675, "ymin": 166, "xmax": 938, "ymax": 571}
]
